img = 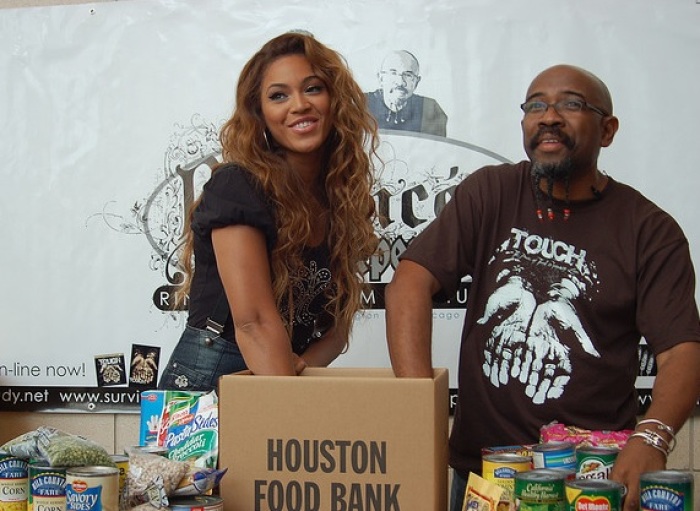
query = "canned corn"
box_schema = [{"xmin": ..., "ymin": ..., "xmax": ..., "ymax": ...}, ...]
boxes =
[
  {"xmin": 482, "ymin": 452, "xmax": 532, "ymax": 506},
  {"xmin": 0, "ymin": 451, "xmax": 28, "ymax": 511},
  {"xmin": 28, "ymin": 461, "xmax": 66, "ymax": 511}
]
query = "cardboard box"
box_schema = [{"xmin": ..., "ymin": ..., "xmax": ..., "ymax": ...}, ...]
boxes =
[{"xmin": 218, "ymin": 367, "xmax": 449, "ymax": 511}]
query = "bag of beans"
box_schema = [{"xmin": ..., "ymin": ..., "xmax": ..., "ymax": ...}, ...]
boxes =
[{"xmin": 122, "ymin": 452, "xmax": 189, "ymax": 509}]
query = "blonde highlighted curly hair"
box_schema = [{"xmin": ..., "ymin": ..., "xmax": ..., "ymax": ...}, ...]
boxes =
[{"xmin": 179, "ymin": 31, "xmax": 379, "ymax": 343}]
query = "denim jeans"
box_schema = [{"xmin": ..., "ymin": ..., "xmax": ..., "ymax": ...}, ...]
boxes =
[
  {"xmin": 449, "ymin": 469, "xmax": 468, "ymax": 511},
  {"xmin": 158, "ymin": 325, "xmax": 247, "ymax": 391}
]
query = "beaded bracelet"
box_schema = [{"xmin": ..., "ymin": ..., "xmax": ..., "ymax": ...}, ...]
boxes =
[
  {"xmin": 636, "ymin": 418, "xmax": 677, "ymax": 452},
  {"xmin": 628, "ymin": 430, "xmax": 669, "ymax": 459}
]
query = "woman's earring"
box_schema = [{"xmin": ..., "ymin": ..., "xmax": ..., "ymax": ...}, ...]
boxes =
[{"xmin": 263, "ymin": 130, "xmax": 271, "ymax": 151}]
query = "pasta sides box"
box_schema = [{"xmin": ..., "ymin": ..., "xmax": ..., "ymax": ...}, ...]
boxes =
[
  {"xmin": 139, "ymin": 390, "xmax": 219, "ymax": 468},
  {"xmin": 218, "ymin": 367, "xmax": 449, "ymax": 511}
]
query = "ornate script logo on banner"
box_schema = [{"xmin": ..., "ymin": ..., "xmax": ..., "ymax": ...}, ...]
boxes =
[
  {"xmin": 364, "ymin": 131, "xmax": 511, "ymax": 308},
  {"xmin": 91, "ymin": 115, "xmax": 222, "ymax": 315}
]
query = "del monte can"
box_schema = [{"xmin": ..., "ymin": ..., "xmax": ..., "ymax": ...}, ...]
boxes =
[
  {"xmin": 65, "ymin": 466, "xmax": 118, "ymax": 511},
  {"xmin": 565, "ymin": 479, "xmax": 623, "ymax": 511}
]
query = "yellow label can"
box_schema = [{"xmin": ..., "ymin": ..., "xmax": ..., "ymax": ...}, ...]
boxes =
[{"xmin": 482, "ymin": 453, "xmax": 532, "ymax": 505}]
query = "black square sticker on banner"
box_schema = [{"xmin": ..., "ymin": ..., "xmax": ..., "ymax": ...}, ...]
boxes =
[
  {"xmin": 129, "ymin": 344, "xmax": 161, "ymax": 388},
  {"xmin": 94, "ymin": 353, "xmax": 127, "ymax": 387}
]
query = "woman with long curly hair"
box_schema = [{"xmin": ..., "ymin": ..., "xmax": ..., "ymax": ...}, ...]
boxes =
[{"xmin": 158, "ymin": 31, "xmax": 379, "ymax": 390}]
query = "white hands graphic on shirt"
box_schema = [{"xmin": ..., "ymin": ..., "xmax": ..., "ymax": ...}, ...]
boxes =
[{"xmin": 478, "ymin": 275, "xmax": 600, "ymax": 404}]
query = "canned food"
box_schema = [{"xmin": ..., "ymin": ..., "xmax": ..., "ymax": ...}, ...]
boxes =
[
  {"xmin": 514, "ymin": 469, "xmax": 567, "ymax": 511},
  {"xmin": 65, "ymin": 467, "xmax": 119, "ymax": 511},
  {"xmin": 533, "ymin": 441, "xmax": 576, "ymax": 471},
  {"xmin": 0, "ymin": 451, "xmax": 28, "ymax": 511},
  {"xmin": 639, "ymin": 470, "xmax": 693, "ymax": 511},
  {"xmin": 565, "ymin": 479, "xmax": 624, "ymax": 511},
  {"xmin": 123, "ymin": 445, "xmax": 168, "ymax": 457},
  {"xmin": 549, "ymin": 467, "xmax": 576, "ymax": 481},
  {"xmin": 169, "ymin": 496, "xmax": 224, "ymax": 511},
  {"xmin": 575, "ymin": 446, "xmax": 618, "ymax": 480},
  {"xmin": 482, "ymin": 453, "xmax": 532, "ymax": 506},
  {"xmin": 108, "ymin": 455, "xmax": 128, "ymax": 496},
  {"xmin": 28, "ymin": 461, "xmax": 66, "ymax": 511}
]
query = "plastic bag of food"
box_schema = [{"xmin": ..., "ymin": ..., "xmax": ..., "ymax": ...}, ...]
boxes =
[
  {"xmin": 462, "ymin": 473, "xmax": 503, "ymax": 511},
  {"xmin": 43, "ymin": 434, "xmax": 116, "ymax": 467},
  {"xmin": 122, "ymin": 453, "xmax": 188, "ymax": 509},
  {"xmin": 171, "ymin": 467, "xmax": 228, "ymax": 496},
  {"xmin": 0, "ymin": 428, "xmax": 44, "ymax": 459},
  {"xmin": 540, "ymin": 421, "xmax": 633, "ymax": 449},
  {"xmin": 1, "ymin": 427, "xmax": 115, "ymax": 467}
]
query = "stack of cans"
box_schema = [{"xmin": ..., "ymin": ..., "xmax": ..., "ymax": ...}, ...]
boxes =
[{"xmin": 482, "ymin": 440, "xmax": 695, "ymax": 510}]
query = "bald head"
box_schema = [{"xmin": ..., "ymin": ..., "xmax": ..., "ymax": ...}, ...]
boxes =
[
  {"xmin": 378, "ymin": 50, "xmax": 422, "ymax": 110},
  {"xmin": 381, "ymin": 50, "xmax": 420, "ymax": 75},
  {"xmin": 526, "ymin": 64, "xmax": 613, "ymax": 115}
]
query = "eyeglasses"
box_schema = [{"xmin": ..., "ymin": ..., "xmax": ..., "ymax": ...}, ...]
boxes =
[
  {"xmin": 520, "ymin": 98, "xmax": 609, "ymax": 117},
  {"xmin": 380, "ymin": 70, "xmax": 419, "ymax": 82}
]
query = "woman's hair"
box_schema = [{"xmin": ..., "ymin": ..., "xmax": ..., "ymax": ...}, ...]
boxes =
[{"xmin": 179, "ymin": 31, "xmax": 379, "ymax": 343}]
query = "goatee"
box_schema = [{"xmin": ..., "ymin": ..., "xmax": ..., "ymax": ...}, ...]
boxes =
[{"xmin": 531, "ymin": 157, "xmax": 575, "ymax": 182}]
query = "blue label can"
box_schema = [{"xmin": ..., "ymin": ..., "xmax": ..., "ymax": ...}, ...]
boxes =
[{"xmin": 533, "ymin": 441, "xmax": 576, "ymax": 471}]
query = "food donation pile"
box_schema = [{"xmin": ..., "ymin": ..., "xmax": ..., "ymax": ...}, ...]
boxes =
[
  {"xmin": 464, "ymin": 421, "xmax": 694, "ymax": 511},
  {"xmin": 0, "ymin": 390, "xmax": 225, "ymax": 511}
]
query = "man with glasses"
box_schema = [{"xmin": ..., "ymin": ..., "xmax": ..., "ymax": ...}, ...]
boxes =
[
  {"xmin": 385, "ymin": 64, "xmax": 700, "ymax": 511},
  {"xmin": 365, "ymin": 49, "xmax": 448, "ymax": 136}
]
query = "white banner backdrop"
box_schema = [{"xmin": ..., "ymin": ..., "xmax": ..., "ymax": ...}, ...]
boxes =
[{"xmin": 0, "ymin": 0, "xmax": 698, "ymax": 411}]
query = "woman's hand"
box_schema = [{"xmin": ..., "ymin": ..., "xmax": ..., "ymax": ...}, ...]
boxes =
[
  {"xmin": 297, "ymin": 328, "xmax": 347, "ymax": 368},
  {"xmin": 292, "ymin": 354, "xmax": 307, "ymax": 375}
]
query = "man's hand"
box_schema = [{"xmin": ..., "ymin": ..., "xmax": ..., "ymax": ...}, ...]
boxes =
[{"xmin": 611, "ymin": 436, "xmax": 666, "ymax": 510}]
